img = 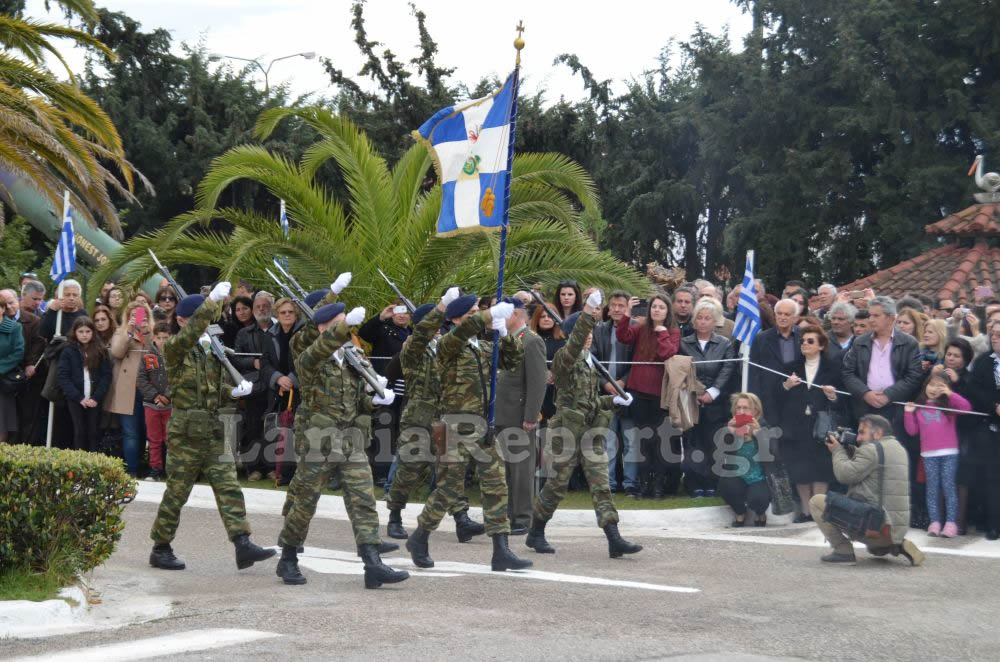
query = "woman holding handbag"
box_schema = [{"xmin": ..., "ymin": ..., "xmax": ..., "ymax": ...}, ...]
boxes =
[{"xmin": 778, "ymin": 323, "xmax": 840, "ymax": 523}]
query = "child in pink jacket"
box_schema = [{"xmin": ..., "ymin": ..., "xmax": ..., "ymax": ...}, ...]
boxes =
[{"xmin": 904, "ymin": 372, "xmax": 971, "ymax": 538}]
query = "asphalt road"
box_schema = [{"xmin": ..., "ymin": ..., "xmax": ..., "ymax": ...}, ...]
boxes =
[{"xmin": 4, "ymin": 495, "xmax": 1000, "ymax": 661}]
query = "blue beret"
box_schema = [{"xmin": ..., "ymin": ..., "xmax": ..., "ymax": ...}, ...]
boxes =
[
  {"xmin": 176, "ymin": 294, "xmax": 204, "ymax": 318},
  {"xmin": 313, "ymin": 302, "xmax": 346, "ymax": 325},
  {"xmin": 445, "ymin": 294, "xmax": 478, "ymax": 320},
  {"xmin": 502, "ymin": 296, "xmax": 525, "ymax": 310},
  {"xmin": 412, "ymin": 303, "xmax": 435, "ymax": 326},
  {"xmin": 562, "ymin": 311, "xmax": 583, "ymax": 336},
  {"xmin": 305, "ymin": 289, "xmax": 327, "ymax": 308}
]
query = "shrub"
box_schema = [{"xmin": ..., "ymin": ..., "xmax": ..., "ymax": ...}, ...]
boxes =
[{"xmin": 0, "ymin": 444, "xmax": 136, "ymax": 575}]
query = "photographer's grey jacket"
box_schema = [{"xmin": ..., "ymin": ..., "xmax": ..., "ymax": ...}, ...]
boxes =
[
  {"xmin": 840, "ymin": 331, "xmax": 923, "ymax": 414},
  {"xmin": 831, "ymin": 435, "xmax": 910, "ymax": 544}
]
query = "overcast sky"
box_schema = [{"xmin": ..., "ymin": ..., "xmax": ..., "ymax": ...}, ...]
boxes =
[{"xmin": 29, "ymin": 0, "xmax": 751, "ymax": 103}]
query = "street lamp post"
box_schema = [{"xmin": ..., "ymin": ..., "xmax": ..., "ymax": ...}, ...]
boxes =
[{"xmin": 209, "ymin": 51, "xmax": 316, "ymax": 94}]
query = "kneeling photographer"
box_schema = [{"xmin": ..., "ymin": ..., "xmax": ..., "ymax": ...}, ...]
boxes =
[{"xmin": 808, "ymin": 414, "xmax": 924, "ymax": 566}]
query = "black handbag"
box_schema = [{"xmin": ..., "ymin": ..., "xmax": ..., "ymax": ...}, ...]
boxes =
[
  {"xmin": 812, "ymin": 409, "xmax": 836, "ymax": 442},
  {"xmin": 0, "ymin": 367, "xmax": 27, "ymax": 396},
  {"xmin": 822, "ymin": 442, "xmax": 888, "ymax": 539}
]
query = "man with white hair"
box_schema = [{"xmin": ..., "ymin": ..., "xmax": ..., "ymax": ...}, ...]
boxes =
[
  {"xmin": 815, "ymin": 284, "xmax": 837, "ymax": 320},
  {"xmin": 749, "ymin": 298, "xmax": 803, "ymax": 423},
  {"xmin": 39, "ymin": 279, "xmax": 86, "ymax": 340}
]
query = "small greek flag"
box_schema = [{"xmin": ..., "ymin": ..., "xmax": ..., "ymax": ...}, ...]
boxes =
[
  {"xmin": 279, "ymin": 199, "xmax": 289, "ymax": 237},
  {"xmin": 414, "ymin": 73, "xmax": 516, "ymax": 236},
  {"xmin": 733, "ymin": 252, "xmax": 761, "ymax": 347},
  {"xmin": 49, "ymin": 193, "xmax": 76, "ymax": 284}
]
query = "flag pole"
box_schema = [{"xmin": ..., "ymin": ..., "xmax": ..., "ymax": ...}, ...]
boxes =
[
  {"xmin": 740, "ymin": 249, "xmax": 754, "ymax": 393},
  {"xmin": 487, "ymin": 22, "xmax": 524, "ymax": 440},
  {"xmin": 46, "ymin": 190, "xmax": 71, "ymax": 449}
]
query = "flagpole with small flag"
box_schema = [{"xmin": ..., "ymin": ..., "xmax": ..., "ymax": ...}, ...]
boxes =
[
  {"xmin": 732, "ymin": 250, "xmax": 761, "ymax": 392},
  {"xmin": 46, "ymin": 190, "xmax": 76, "ymax": 448}
]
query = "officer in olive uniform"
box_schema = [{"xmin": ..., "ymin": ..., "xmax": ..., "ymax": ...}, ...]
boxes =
[
  {"xmin": 276, "ymin": 301, "xmax": 409, "ymax": 589},
  {"xmin": 406, "ymin": 291, "xmax": 533, "ymax": 572},
  {"xmin": 149, "ymin": 283, "xmax": 276, "ymax": 571},
  {"xmin": 525, "ymin": 290, "xmax": 643, "ymax": 558},
  {"xmin": 385, "ymin": 301, "xmax": 485, "ymax": 542}
]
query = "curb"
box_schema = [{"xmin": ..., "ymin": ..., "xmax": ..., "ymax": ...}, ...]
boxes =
[
  {"xmin": 132, "ymin": 482, "xmax": 795, "ymax": 534},
  {"xmin": 0, "ymin": 585, "xmax": 87, "ymax": 639}
]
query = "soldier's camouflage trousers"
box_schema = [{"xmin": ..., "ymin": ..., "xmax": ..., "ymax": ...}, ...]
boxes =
[
  {"xmin": 150, "ymin": 409, "xmax": 250, "ymax": 543},
  {"xmin": 532, "ymin": 420, "xmax": 619, "ymax": 528},
  {"xmin": 278, "ymin": 434, "xmax": 380, "ymax": 548},
  {"xmin": 417, "ymin": 422, "xmax": 509, "ymax": 536},
  {"xmin": 386, "ymin": 428, "xmax": 469, "ymax": 515}
]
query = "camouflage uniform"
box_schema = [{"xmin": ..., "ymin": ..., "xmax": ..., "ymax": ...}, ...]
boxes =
[
  {"xmin": 278, "ymin": 320, "xmax": 381, "ymax": 547},
  {"xmin": 416, "ymin": 310, "xmax": 523, "ymax": 536},
  {"xmin": 150, "ymin": 298, "xmax": 251, "ymax": 543},
  {"xmin": 386, "ymin": 306, "xmax": 468, "ymax": 514},
  {"xmin": 532, "ymin": 311, "xmax": 619, "ymax": 527}
]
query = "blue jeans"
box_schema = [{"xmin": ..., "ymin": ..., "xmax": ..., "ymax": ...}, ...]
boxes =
[
  {"xmin": 924, "ymin": 453, "xmax": 959, "ymax": 524},
  {"xmin": 119, "ymin": 390, "xmax": 144, "ymax": 476},
  {"xmin": 606, "ymin": 413, "xmax": 639, "ymax": 491}
]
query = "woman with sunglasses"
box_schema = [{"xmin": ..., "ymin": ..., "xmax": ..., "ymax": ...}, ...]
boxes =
[
  {"xmin": 155, "ymin": 286, "xmax": 179, "ymax": 333},
  {"xmin": 778, "ymin": 323, "xmax": 841, "ymax": 522}
]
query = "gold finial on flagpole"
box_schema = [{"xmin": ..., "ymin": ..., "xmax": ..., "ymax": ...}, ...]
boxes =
[{"xmin": 514, "ymin": 20, "xmax": 525, "ymax": 65}]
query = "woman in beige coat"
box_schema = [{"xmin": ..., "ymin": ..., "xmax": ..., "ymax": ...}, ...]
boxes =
[{"xmin": 105, "ymin": 299, "xmax": 153, "ymax": 476}]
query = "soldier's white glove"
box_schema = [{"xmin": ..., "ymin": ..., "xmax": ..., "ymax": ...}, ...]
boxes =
[
  {"xmin": 345, "ymin": 306, "xmax": 366, "ymax": 326},
  {"xmin": 586, "ymin": 289, "xmax": 603, "ymax": 309},
  {"xmin": 198, "ymin": 333, "xmax": 212, "ymax": 351},
  {"xmin": 377, "ymin": 375, "xmax": 389, "ymax": 391},
  {"xmin": 231, "ymin": 380, "xmax": 253, "ymax": 398},
  {"xmin": 489, "ymin": 301, "xmax": 514, "ymax": 321},
  {"xmin": 441, "ymin": 286, "xmax": 461, "ymax": 307},
  {"xmin": 208, "ymin": 281, "xmax": 231, "ymax": 303},
  {"xmin": 373, "ymin": 390, "xmax": 395, "ymax": 406},
  {"xmin": 331, "ymin": 272, "xmax": 352, "ymax": 295},
  {"xmin": 613, "ymin": 393, "xmax": 633, "ymax": 407}
]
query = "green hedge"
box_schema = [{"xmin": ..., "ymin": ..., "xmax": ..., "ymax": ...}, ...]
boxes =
[{"xmin": 0, "ymin": 444, "xmax": 136, "ymax": 574}]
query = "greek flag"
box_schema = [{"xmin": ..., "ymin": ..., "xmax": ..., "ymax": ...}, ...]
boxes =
[
  {"xmin": 49, "ymin": 196, "xmax": 76, "ymax": 284},
  {"xmin": 413, "ymin": 73, "xmax": 516, "ymax": 236},
  {"xmin": 732, "ymin": 252, "xmax": 761, "ymax": 347},
  {"xmin": 279, "ymin": 199, "xmax": 289, "ymax": 237}
]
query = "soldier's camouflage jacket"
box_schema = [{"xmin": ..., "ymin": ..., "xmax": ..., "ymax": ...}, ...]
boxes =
[
  {"xmin": 551, "ymin": 311, "xmax": 614, "ymax": 431},
  {"xmin": 438, "ymin": 310, "xmax": 522, "ymax": 417}
]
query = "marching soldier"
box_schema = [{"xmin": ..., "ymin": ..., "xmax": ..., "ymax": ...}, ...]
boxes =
[
  {"xmin": 406, "ymin": 291, "xmax": 533, "ymax": 572},
  {"xmin": 149, "ymin": 283, "xmax": 276, "ymax": 571},
  {"xmin": 525, "ymin": 291, "xmax": 643, "ymax": 558},
  {"xmin": 276, "ymin": 301, "xmax": 409, "ymax": 588},
  {"xmin": 281, "ymin": 276, "xmax": 399, "ymax": 556},
  {"xmin": 385, "ymin": 300, "xmax": 486, "ymax": 542}
]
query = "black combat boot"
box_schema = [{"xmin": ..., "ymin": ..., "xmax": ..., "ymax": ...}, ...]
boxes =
[
  {"xmin": 453, "ymin": 509, "xmax": 486, "ymax": 543},
  {"xmin": 358, "ymin": 544, "xmax": 411, "ymax": 589},
  {"xmin": 604, "ymin": 523, "xmax": 642, "ymax": 558},
  {"xmin": 491, "ymin": 533, "xmax": 533, "ymax": 571},
  {"xmin": 355, "ymin": 541, "xmax": 399, "ymax": 557},
  {"xmin": 387, "ymin": 508, "xmax": 408, "ymax": 539},
  {"xmin": 525, "ymin": 518, "xmax": 555, "ymax": 554},
  {"xmin": 406, "ymin": 526, "xmax": 435, "ymax": 568},
  {"xmin": 234, "ymin": 534, "xmax": 277, "ymax": 570},
  {"xmin": 149, "ymin": 543, "xmax": 185, "ymax": 570},
  {"xmin": 276, "ymin": 545, "xmax": 307, "ymax": 585}
]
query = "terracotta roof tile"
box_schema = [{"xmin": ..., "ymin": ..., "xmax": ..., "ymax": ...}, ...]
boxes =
[{"xmin": 926, "ymin": 203, "xmax": 1000, "ymax": 236}]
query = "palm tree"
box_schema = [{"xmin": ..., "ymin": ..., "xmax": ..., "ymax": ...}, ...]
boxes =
[
  {"xmin": 94, "ymin": 106, "xmax": 648, "ymax": 308},
  {"xmin": 0, "ymin": 0, "xmax": 146, "ymax": 238}
]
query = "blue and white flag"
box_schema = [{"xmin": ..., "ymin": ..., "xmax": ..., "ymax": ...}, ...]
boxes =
[
  {"xmin": 279, "ymin": 199, "xmax": 289, "ymax": 237},
  {"xmin": 732, "ymin": 252, "xmax": 761, "ymax": 347},
  {"xmin": 413, "ymin": 73, "xmax": 516, "ymax": 236},
  {"xmin": 50, "ymin": 193, "xmax": 76, "ymax": 285}
]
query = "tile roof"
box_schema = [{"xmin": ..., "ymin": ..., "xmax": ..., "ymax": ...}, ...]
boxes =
[
  {"xmin": 926, "ymin": 203, "xmax": 1000, "ymax": 236},
  {"xmin": 832, "ymin": 241, "xmax": 1000, "ymax": 305}
]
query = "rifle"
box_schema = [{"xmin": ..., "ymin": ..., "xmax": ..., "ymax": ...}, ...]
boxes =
[
  {"xmin": 518, "ymin": 278, "xmax": 628, "ymax": 399},
  {"xmin": 375, "ymin": 268, "xmax": 416, "ymax": 314},
  {"xmin": 147, "ymin": 249, "xmax": 247, "ymax": 388},
  {"xmin": 264, "ymin": 266, "xmax": 387, "ymax": 399},
  {"xmin": 271, "ymin": 258, "xmax": 309, "ymax": 298}
]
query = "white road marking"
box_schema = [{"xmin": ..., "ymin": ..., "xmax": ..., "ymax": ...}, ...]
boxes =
[
  {"xmin": 297, "ymin": 548, "xmax": 699, "ymax": 593},
  {"xmin": 7, "ymin": 628, "xmax": 281, "ymax": 662}
]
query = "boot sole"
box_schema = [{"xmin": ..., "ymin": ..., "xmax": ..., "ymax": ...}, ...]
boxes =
[
  {"xmin": 405, "ymin": 541, "xmax": 435, "ymax": 568},
  {"xmin": 365, "ymin": 567, "xmax": 410, "ymax": 589},
  {"xmin": 456, "ymin": 528, "xmax": 485, "ymax": 543},
  {"xmin": 280, "ymin": 575, "xmax": 308, "ymax": 585},
  {"xmin": 491, "ymin": 560, "xmax": 534, "ymax": 572},
  {"xmin": 387, "ymin": 529, "xmax": 409, "ymax": 540},
  {"xmin": 525, "ymin": 539, "xmax": 556, "ymax": 554},
  {"xmin": 149, "ymin": 557, "xmax": 185, "ymax": 570},
  {"xmin": 609, "ymin": 544, "xmax": 643, "ymax": 558}
]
